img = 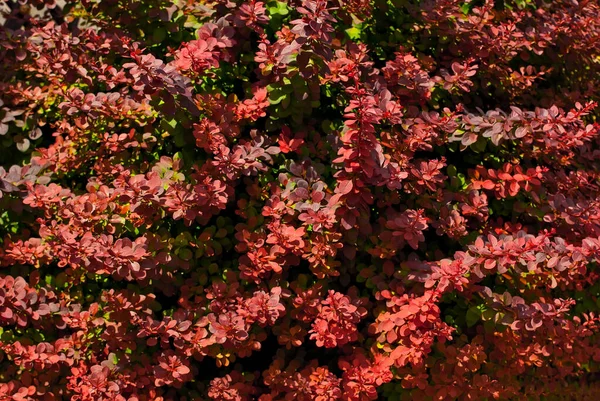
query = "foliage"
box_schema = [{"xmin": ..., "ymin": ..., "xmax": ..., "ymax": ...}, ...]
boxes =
[{"xmin": 1, "ymin": 0, "xmax": 600, "ymax": 399}]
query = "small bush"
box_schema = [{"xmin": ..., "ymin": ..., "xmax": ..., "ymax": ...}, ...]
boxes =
[{"xmin": 1, "ymin": 0, "xmax": 600, "ymax": 400}]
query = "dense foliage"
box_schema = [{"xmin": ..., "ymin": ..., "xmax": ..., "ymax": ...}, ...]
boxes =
[{"xmin": 2, "ymin": 0, "xmax": 600, "ymax": 399}]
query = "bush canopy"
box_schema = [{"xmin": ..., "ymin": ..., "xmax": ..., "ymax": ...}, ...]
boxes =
[{"xmin": 1, "ymin": 0, "xmax": 600, "ymax": 400}]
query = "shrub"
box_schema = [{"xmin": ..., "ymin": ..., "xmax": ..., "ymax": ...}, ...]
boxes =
[{"xmin": 1, "ymin": 0, "xmax": 600, "ymax": 400}]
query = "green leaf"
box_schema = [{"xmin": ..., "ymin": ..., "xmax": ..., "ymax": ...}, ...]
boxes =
[
  {"xmin": 466, "ymin": 306, "xmax": 482, "ymax": 327},
  {"xmin": 269, "ymin": 88, "xmax": 287, "ymax": 104},
  {"xmin": 447, "ymin": 164, "xmax": 457, "ymax": 177},
  {"xmin": 163, "ymin": 118, "xmax": 178, "ymax": 129},
  {"xmin": 152, "ymin": 28, "xmax": 167, "ymax": 43},
  {"xmin": 179, "ymin": 248, "xmax": 193, "ymax": 261},
  {"xmin": 471, "ymin": 137, "xmax": 487, "ymax": 153},
  {"xmin": 174, "ymin": 131, "xmax": 186, "ymax": 147},
  {"xmin": 345, "ymin": 26, "xmax": 362, "ymax": 40},
  {"xmin": 268, "ymin": 1, "xmax": 289, "ymax": 16}
]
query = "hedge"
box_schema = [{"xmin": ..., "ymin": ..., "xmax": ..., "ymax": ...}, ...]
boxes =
[{"xmin": 1, "ymin": 0, "xmax": 600, "ymax": 400}]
